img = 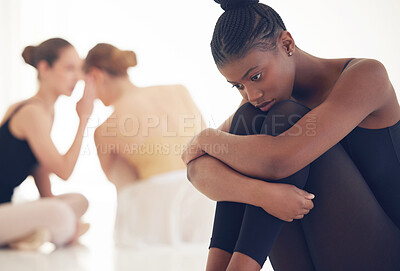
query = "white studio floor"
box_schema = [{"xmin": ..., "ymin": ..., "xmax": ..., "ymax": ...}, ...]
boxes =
[{"xmin": 0, "ymin": 180, "xmax": 274, "ymax": 271}]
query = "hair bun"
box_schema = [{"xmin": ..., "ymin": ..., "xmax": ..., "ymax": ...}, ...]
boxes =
[
  {"xmin": 123, "ymin": 50, "xmax": 137, "ymax": 68},
  {"xmin": 84, "ymin": 43, "xmax": 138, "ymax": 76},
  {"xmin": 22, "ymin": 45, "xmax": 37, "ymax": 67},
  {"xmin": 214, "ymin": 0, "xmax": 259, "ymax": 11},
  {"xmin": 110, "ymin": 49, "xmax": 137, "ymax": 74}
]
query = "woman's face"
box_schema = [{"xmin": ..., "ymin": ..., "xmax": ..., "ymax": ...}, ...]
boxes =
[
  {"xmin": 218, "ymin": 46, "xmax": 295, "ymax": 111},
  {"xmin": 85, "ymin": 68, "xmax": 110, "ymax": 106},
  {"xmin": 93, "ymin": 75, "xmax": 109, "ymax": 106},
  {"xmin": 44, "ymin": 46, "xmax": 83, "ymax": 96}
]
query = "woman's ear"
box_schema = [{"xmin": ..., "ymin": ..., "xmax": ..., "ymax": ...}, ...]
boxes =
[
  {"xmin": 37, "ymin": 60, "xmax": 50, "ymax": 79},
  {"xmin": 280, "ymin": 31, "xmax": 295, "ymax": 54},
  {"xmin": 91, "ymin": 67, "xmax": 105, "ymax": 85}
]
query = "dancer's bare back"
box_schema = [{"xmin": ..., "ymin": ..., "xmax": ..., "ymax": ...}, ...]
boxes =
[{"xmin": 95, "ymin": 84, "xmax": 206, "ymax": 191}]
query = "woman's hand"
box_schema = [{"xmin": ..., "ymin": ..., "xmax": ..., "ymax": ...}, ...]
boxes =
[
  {"xmin": 181, "ymin": 130, "xmax": 207, "ymax": 165},
  {"xmin": 77, "ymin": 75, "xmax": 96, "ymax": 121},
  {"xmin": 259, "ymin": 182, "xmax": 315, "ymax": 222}
]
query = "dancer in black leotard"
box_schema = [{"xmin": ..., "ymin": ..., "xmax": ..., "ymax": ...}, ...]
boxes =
[
  {"xmin": 0, "ymin": 102, "xmax": 40, "ymax": 204},
  {"xmin": 181, "ymin": 1, "xmax": 400, "ymax": 270},
  {"xmin": 0, "ymin": 38, "xmax": 93, "ymax": 249}
]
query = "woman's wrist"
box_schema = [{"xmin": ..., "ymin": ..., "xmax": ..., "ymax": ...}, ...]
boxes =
[
  {"xmin": 250, "ymin": 180, "xmax": 273, "ymax": 208},
  {"xmin": 79, "ymin": 116, "xmax": 89, "ymax": 127},
  {"xmin": 77, "ymin": 118, "xmax": 89, "ymax": 136},
  {"xmin": 198, "ymin": 128, "xmax": 217, "ymax": 152},
  {"xmin": 238, "ymin": 175, "xmax": 270, "ymax": 207}
]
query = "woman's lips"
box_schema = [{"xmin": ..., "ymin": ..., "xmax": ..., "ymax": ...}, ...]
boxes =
[{"xmin": 257, "ymin": 99, "xmax": 276, "ymax": 112}]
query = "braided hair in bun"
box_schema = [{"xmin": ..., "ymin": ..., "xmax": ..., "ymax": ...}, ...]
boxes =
[
  {"xmin": 214, "ymin": 0, "xmax": 259, "ymax": 11},
  {"xmin": 211, "ymin": 0, "xmax": 287, "ymax": 66}
]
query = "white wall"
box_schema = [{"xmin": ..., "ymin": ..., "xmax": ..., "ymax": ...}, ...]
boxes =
[{"xmin": 0, "ymin": 0, "xmax": 399, "ymax": 196}]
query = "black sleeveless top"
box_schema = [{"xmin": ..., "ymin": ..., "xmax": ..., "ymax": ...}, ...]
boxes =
[
  {"xmin": 338, "ymin": 58, "xmax": 400, "ymax": 228},
  {"xmin": 0, "ymin": 102, "xmax": 39, "ymax": 204}
]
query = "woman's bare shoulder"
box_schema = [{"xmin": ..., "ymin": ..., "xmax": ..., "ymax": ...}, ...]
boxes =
[
  {"xmin": 138, "ymin": 84, "xmax": 194, "ymax": 107},
  {"xmin": 333, "ymin": 57, "xmax": 397, "ymax": 128},
  {"xmin": 1, "ymin": 100, "xmax": 25, "ymax": 119},
  {"xmin": 343, "ymin": 58, "xmax": 386, "ymax": 74},
  {"xmin": 1, "ymin": 99, "xmax": 42, "ymax": 125},
  {"xmin": 150, "ymin": 83, "xmax": 189, "ymax": 94}
]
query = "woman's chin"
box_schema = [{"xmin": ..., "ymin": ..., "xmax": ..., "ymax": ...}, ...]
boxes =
[
  {"xmin": 62, "ymin": 92, "xmax": 73, "ymax": 97},
  {"xmin": 63, "ymin": 89, "xmax": 74, "ymax": 97}
]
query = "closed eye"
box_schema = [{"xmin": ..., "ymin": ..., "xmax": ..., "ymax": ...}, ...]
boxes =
[{"xmin": 232, "ymin": 83, "xmax": 244, "ymax": 90}]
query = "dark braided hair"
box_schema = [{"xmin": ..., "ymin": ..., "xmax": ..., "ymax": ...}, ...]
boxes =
[{"xmin": 211, "ymin": 0, "xmax": 288, "ymax": 66}]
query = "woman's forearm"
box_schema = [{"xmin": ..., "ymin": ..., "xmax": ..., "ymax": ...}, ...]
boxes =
[
  {"xmin": 198, "ymin": 128, "xmax": 283, "ymax": 180},
  {"xmin": 60, "ymin": 119, "xmax": 88, "ymax": 180},
  {"xmin": 33, "ymin": 166, "xmax": 53, "ymax": 197},
  {"xmin": 187, "ymin": 153, "xmax": 267, "ymax": 207}
]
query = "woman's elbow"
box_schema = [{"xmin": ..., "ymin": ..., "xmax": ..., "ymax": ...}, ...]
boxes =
[
  {"xmin": 56, "ymin": 171, "xmax": 70, "ymax": 181},
  {"xmin": 54, "ymin": 163, "xmax": 72, "ymax": 181},
  {"xmin": 263, "ymin": 153, "xmax": 289, "ymax": 180},
  {"xmin": 187, "ymin": 157, "xmax": 210, "ymax": 188},
  {"xmin": 186, "ymin": 160, "xmax": 200, "ymax": 184}
]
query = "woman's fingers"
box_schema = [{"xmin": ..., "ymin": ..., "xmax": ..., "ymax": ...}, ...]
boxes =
[
  {"xmin": 293, "ymin": 208, "xmax": 312, "ymax": 220},
  {"xmin": 292, "ymin": 206, "xmax": 312, "ymax": 221},
  {"xmin": 303, "ymin": 199, "xmax": 314, "ymax": 210},
  {"xmin": 301, "ymin": 208, "xmax": 310, "ymax": 215},
  {"xmin": 301, "ymin": 189, "xmax": 315, "ymax": 200},
  {"xmin": 83, "ymin": 77, "xmax": 96, "ymax": 100}
]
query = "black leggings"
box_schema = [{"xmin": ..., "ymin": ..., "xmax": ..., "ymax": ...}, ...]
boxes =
[{"xmin": 209, "ymin": 100, "xmax": 400, "ymax": 271}]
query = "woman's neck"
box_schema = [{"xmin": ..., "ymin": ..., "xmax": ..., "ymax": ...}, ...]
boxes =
[
  {"xmin": 292, "ymin": 49, "xmax": 344, "ymax": 103},
  {"xmin": 108, "ymin": 76, "xmax": 139, "ymax": 104},
  {"xmin": 33, "ymin": 84, "xmax": 58, "ymax": 110}
]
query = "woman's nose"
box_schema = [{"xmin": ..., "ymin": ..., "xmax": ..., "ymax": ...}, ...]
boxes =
[{"xmin": 246, "ymin": 86, "xmax": 263, "ymax": 103}]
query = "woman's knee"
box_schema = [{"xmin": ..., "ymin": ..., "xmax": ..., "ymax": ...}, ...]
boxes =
[
  {"xmin": 229, "ymin": 102, "xmax": 268, "ymax": 135},
  {"xmin": 41, "ymin": 199, "xmax": 76, "ymax": 246},
  {"xmin": 261, "ymin": 99, "xmax": 312, "ymax": 136},
  {"xmin": 69, "ymin": 193, "xmax": 89, "ymax": 215},
  {"xmin": 56, "ymin": 192, "xmax": 89, "ymax": 218},
  {"xmin": 229, "ymin": 100, "xmax": 312, "ymax": 136}
]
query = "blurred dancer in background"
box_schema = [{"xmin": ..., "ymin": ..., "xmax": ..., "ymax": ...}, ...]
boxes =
[
  {"xmin": 84, "ymin": 43, "xmax": 215, "ymax": 247},
  {"xmin": 0, "ymin": 38, "xmax": 93, "ymax": 250}
]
